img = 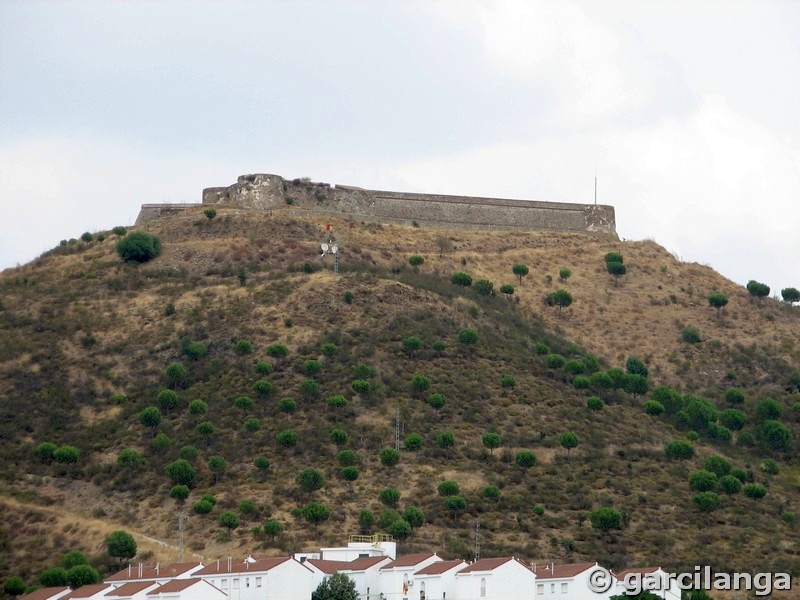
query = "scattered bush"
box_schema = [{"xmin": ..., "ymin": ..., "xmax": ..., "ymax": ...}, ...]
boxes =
[
  {"xmin": 116, "ymin": 232, "xmax": 162, "ymax": 263},
  {"xmin": 681, "ymin": 326, "xmax": 702, "ymax": 343},
  {"xmin": 450, "ymin": 272, "xmax": 473, "ymax": 286},
  {"xmin": 586, "ymin": 396, "xmax": 604, "ymax": 411},
  {"xmin": 233, "ymin": 339, "xmax": 253, "ymax": 356},
  {"xmin": 378, "ymin": 448, "xmax": 400, "ymax": 467}
]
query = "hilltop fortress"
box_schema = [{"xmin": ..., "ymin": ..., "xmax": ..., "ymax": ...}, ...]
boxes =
[{"xmin": 135, "ymin": 173, "xmax": 616, "ymax": 235}]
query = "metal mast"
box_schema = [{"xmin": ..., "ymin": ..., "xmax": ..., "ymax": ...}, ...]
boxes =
[{"xmin": 474, "ymin": 519, "xmax": 481, "ymax": 561}]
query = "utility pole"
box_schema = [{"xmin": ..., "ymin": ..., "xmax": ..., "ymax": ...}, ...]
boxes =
[
  {"xmin": 474, "ymin": 519, "xmax": 481, "ymax": 562},
  {"xmin": 594, "ymin": 168, "xmax": 597, "ymax": 205}
]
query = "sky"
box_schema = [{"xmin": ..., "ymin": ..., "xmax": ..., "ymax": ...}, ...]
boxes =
[{"xmin": 1, "ymin": 0, "xmax": 799, "ymax": 295}]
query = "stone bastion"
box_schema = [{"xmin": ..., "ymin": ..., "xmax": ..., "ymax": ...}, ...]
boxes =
[{"xmin": 135, "ymin": 173, "xmax": 616, "ymax": 236}]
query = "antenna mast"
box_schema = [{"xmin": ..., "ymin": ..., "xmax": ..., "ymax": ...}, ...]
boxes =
[
  {"xmin": 594, "ymin": 168, "xmax": 597, "ymax": 205},
  {"xmin": 474, "ymin": 519, "xmax": 481, "ymax": 562},
  {"xmin": 395, "ymin": 407, "xmax": 400, "ymax": 451},
  {"xmin": 177, "ymin": 512, "xmax": 187, "ymax": 562}
]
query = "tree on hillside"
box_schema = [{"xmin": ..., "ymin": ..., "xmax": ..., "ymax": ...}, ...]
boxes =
[
  {"xmin": 512, "ymin": 264, "xmax": 529, "ymax": 284},
  {"xmin": 708, "ymin": 292, "xmax": 729, "ymax": 315},
  {"xmin": 116, "ymin": 232, "xmax": 162, "ymax": 263},
  {"xmin": 781, "ymin": 287, "xmax": 800, "ymax": 304},
  {"xmin": 481, "ymin": 432, "xmax": 501, "ymax": 455},
  {"xmin": 436, "ymin": 236, "xmax": 453, "ymax": 257},
  {"xmin": 746, "ymin": 280, "xmax": 770, "ymax": 302},
  {"xmin": 606, "ymin": 257, "xmax": 626, "ymax": 285},
  {"xmin": 559, "ymin": 432, "xmax": 579, "ymax": 458},
  {"xmin": 589, "ymin": 507, "xmax": 622, "ymax": 539},
  {"xmin": 549, "ymin": 289, "xmax": 573, "ymax": 313},
  {"xmin": 105, "ymin": 530, "xmax": 137, "ymax": 565},
  {"xmin": 312, "ymin": 572, "xmax": 359, "ymax": 600},
  {"xmin": 559, "ymin": 268, "xmax": 572, "ymax": 283},
  {"xmin": 450, "ymin": 272, "xmax": 473, "ymax": 287},
  {"xmin": 408, "ymin": 255, "xmax": 424, "ymax": 271},
  {"xmin": 4, "ymin": 576, "xmax": 26, "ymax": 597}
]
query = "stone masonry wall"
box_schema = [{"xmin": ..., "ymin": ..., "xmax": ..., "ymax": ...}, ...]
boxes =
[{"xmin": 137, "ymin": 173, "xmax": 616, "ymax": 235}]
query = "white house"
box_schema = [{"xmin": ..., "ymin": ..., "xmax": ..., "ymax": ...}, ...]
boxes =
[
  {"xmin": 454, "ymin": 557, "xmax": 537, "ymax": 600},
  {"xmin": 195, "ymin": 556, "xmax": 313, "ymax": 600},
  {"xmin": 413, "ymin": 560, "xmax": 467, "ymax": 600},
  {"xmin": 145, "ymin": 579, "xmax": 226, "ymax": 600},
  {"xmin": 615, "ymin": 567, "xmax": 680, "ymax": 600},
  {"xmin": 61, "ymin": 585, "xmax": 115, "ymax": 600},
  {"xmin": 305, "ymin": 556, "xmax": 391, "ymax": 599},
  {"xmin": 104, "ymin": 564, "xmax": 204, "ymax": 586},
  {"xmin": 18, "ymin": 587, "xmax": 71, "ymax": 600},
  {"xmin": 102, "ymin": 581, "xmax": 160, "ymax": 600},
  {"xmin": 378, "ymin": 553, "xmax": 441, "ymax": 600},
  {"xmin": 534, "ymin": 562, "xmax": 614, "ymax": 600}
]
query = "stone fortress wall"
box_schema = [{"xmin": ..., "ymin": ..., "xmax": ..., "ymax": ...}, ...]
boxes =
[{"xmin": 135, "ymin": 173, "xmax": 616, "ymax": 236}]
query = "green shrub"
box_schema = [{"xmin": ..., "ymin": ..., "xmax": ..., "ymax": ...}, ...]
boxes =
[
  {"xmin": 253, "ymin": 379, "xmax": 273, "ymax": 397},
  {"xmin": 437, "ymin": 480, "xmax": 460, "ymax": 496},
  {"xmin": 515, "ymin": 451, "xmax": 537, "ymax": 468},
  {"xmin": 329, "ymin": 429, "xmax": 348, "ymax": 446},
  {"xmin": 681, "ymin": 326, "xmax": 702, "ymax": 343},
  {"xmin": 35, "ymin": 442, "xmax": 58, "ymax": 463},
  {"xmin": 170, "ymin": 485, "xmax": 190, "ymax": 501},
  {"xmin": 320, "ymin": 342, "xmax": 337, "ymax": 356},
  {"xmin": 278, "ymin": 397, "xmax": 297, "ymax": 414},
  {"xmin": 379, "ymin": 448, "xmax": 400, "ymax": 467},
  {"xmin": 500, "ymin": 374, "xmax": 516, "ymax": 388},
  {"xmin": 193, "ymin": 500, "xmax": 213, "ymax": 516},
  {"xmin": 532, "ymin": 505, "xmax": 545, "ymax": 516},
  {"xmin": 782, "ymin": 512, "xmax": 796, "ymax": 524},
  {"xmin": 165, "ymin": 363, "xmax": 188, "ymax": 387},
  {"xmin": 204, "ymin": 208, "xmax": 217, "ymax": 219},
  {"xmin": 112, "ymin": 226, "xmax": 127, "ymax": 236},
  {"xmin": 152, "ymin": 437, "xmax": 172, "ymax": 457},
  {"xmin": 185, "ymin": 341, "xmax": 208, "ymax": 361},
  {"xmin": 254, "ymin": 456, "xmax": 270, "ymax": 471},
  {"xmin": 665, "ymin": 440, "xmax": 694, "ymax": 460},
  {"xmin": 188, "ymin": 399, "xmax": 207, "ymax": 416},
  {"xmin": 165, "ymin": 459, "xmax": 196, "ymax": 486},
  {"xmin": 266, "ymin": 343, "xmax": 289, "ymax": 358},
  {"xmin": 117, "ymin": 448, "xmax": 143, "ymax": 468},
  {"xmin": 719, "ymin": 475, "xmax": 742, "ymax": 495},
  {"xmin": 573, "ymin": 376, "xmax": 590, "ymax": 390},
  {"xmin": 500, "ymin": 284, "xmax": 514, "ymax": 295},
  {"xmin": 689, "ymin": 469, "xmax": 718, "ymax": 492},
  {"xmin": 644, "ymin": 401, "xmax": 664, "ymax": 416},
  {"xmin": 586, "ymin": 397, "xmax": 603, "ymax": 411},
  {"xmin": 404, "ymin": 433, "xmax": 423, "ymax": 451},
  {"xmin": 379, "ymin": 488, "xmax": 401, "ymax": 507},
  {"xmin": 344, "ymin": 291, "xmax": 354, "ymax": 304},
  {"xmin": 450, "ymin": 272, "xmax": 473, "ymax": 286},
  {"xmin": 534, "ymin": 342, "xmax": 549, "ymax": 355},
  {"xmin": 725, "ymin": 388, "xmax": 745, "ymax": 404},
  {"xmin": 179, "ymin": 446, "xmax": 199, "ymax": 461},
  {"xmin": 296, "ymin": 468, "xmax": 325, "ymax": 493},
  {"xmin": 351, "ymin": 379, "xmax": 371, "ymax": 395},
  {"xmin": 760, "ymin": 458, "xmax": 780, "ymax": 475},
  {"xmin": 337, "ymin": 450, "xmax": 358, "ymax": 466},
  {"xmin": 277, "ymin": 430, "xmax": 298, "ymax": 448},
  {"xmin": 244, "ymin": 418, "xmax": 261, "ymax": 432},
  {"xmin": 704, "ymin": 456, "xmax": 731, "ymax": 477},
  {"xmin": 474, "ymin": 279, "xmax": 494, "ymax": 295},
  {"xmin": 403, "ymin": 336, "xmax": 422, "ymax": 353},
  {"xmin": 53, "ymin": 445, "xmax": 80, "ymax": 464},
  {"xmin": 116, "ymin": 232, "xmax": 162, "ymax": 263},
  {"xmin": 80, "ymin": 231, "xmax": 93, "ymax": 242},
  {"xmin": 255, "ymin": 361, "xmax": 274, "ymax": 375},
  {"xmin": 483, "ymin": 485, "xmax": 500, "ymax": 500},
  {"xmin": 234, "ymin": 339, "xmax": 253, "ymax": 356},
  {"xmin": 409, "ymin": 255, "xmax": 425, "ymax": 268},
  {"xmin": 458, "ymin": 328, "xmax": 478, "ymax": 345},
  {"xmin": 743, "ymin": 483, "xmax": 767, "ymax": 499},
  {"xmin": 110, "ymin": 393, "xmax": 127, "ymax": 405}
]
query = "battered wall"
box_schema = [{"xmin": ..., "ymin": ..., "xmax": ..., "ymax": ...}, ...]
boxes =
[
  {"xmin": 135, "ymin": 203, "xmax": 203, "ymax": 225},
  {"xmin": 138, "ymin": 173, "xmax": 616, "ymax": 235}
]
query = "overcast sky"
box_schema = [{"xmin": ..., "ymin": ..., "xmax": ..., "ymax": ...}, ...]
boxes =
[{"xmin": 2, "ymin": 0, "xmax": 799, "ymax": 294}]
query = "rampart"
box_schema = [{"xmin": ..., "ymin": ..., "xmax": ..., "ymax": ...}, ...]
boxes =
[{"xmin": 135, "ymin": 173, "xmax": 616, "ymax": 235}]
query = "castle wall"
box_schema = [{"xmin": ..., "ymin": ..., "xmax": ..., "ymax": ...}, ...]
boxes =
[
  {"xmin": 137, "ymin": 173, "xmax": 616, "ymax": 235},
  {"xmin": 135, "ymin": 203, "xmax": 203, "ymax": 226}
]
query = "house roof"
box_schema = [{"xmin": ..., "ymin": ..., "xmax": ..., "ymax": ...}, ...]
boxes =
[
  {"xmin": 195, "ymin": 557, "xmax": 291, "ymax": 576},
  {"xmin": 380, "ymin": 553, "xmax": 436, "ymax": 570},
  {"xmin": 534, "ymin": 562, "xmax": 596, "ymax": 579},
  {"xmin": 147, "ymin": 579, "xmax": 203, "ymax": 595},
  {"xmin": 105, "ymin": 564, "xmax": 202, "ymax": 583},
  {"xmin": 61, "ymin": 585, "xmax": 112, "ymax": 600},
  {"xmin": 616, "ymin": 567, "xmax": 659, "ymax": 579},
  {"xmin": 103, "ymin": 582, "xmax": 158, "ymax": 597},
  {"xmin": 457, "ymin": 557, "xmax": 517, "ymax": 574},
  {"xmin": 18, "ymin": 587, "xmax": 70, "ymax": 600},
  {"xmin": 307, "ymin": 556, "xmax": 389, "ymax": 574},
  {"xmin": 415, "ymin": 561, "xmax": 467, "ymax": 576}
]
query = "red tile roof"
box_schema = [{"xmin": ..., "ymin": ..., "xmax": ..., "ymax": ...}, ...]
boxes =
[
  {"xmin": 415, "ymin": 560, "xmax": 467, "ymax": 576},
  {"xmin": 534, "ymin": 562, "xmax": 596, "ymax": 579},
  {"xmin": 18, "ymin": 587, "xmax": 70, "ymax": 600},
  {"xmin": 105, "ymin": 564, "xmax": 202, "ymax": 583},
  {"xmin": 306, "ymin": 556, "xmax": 389, "ymax": 574},
  {"xmin": 103, "ymin": 582, "xmax": 159, "ymax": 597},
  {"xmin": 380, "ymin": 553, "xmax": 436, "ymax": 570},
  {"xmin": 195, "ymin": 557, "xmax": 291, "ymax": 576},
  {"xmin": 61, "ymin": 585, "xmax": 112, "ymax": 600},
  {"xmin": 457, "ymin": 557, "xmax": 516, "ymax": 574},
  {"xmin": 146, "ymin": 579, "xmax": 203, "ymax": 595}
]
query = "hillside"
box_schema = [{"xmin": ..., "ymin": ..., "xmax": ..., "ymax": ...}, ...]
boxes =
[{"xmin": 2, "ymin": 207, "xmax": 800, "ymax": 593}]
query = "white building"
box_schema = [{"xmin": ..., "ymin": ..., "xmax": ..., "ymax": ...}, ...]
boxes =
[
  {"xmin": 615, "ymin": 567, "xmax": 680, "ymax": 600},
  {"xmin": 195, "ymin": 556, "xmax": 313, "ymax": 600},
  {"xmin": 305, "ymin": 556, "xmax": 391, "ymax": 599},
  {"xmin": 102, "ymin": 581, "xmax": 160, "ymax": 600},
  {"xmin": 454, "ymin": 557, "xmax": 537, "ymax": 600},
  {"xmin": 378, "ymin": 553, "xmax": 441, "ymax": 600},
  {"xmin": 18, "ymin": 587, "xmax": 71, "ymax": 600},
  {"xmin": 413, "ymin": 560, "xmax": 467, "ymax": 600},
  {"xmin": 534, "ymin": 562, "xmax": 614, "ymax": 600},
  {"xmin": 145, "ymin": 579, "xmax": 226, "ymax": 600},
  {"xmin": 104, "ymin": 564, "xmax": 204, "ymax": 586}
]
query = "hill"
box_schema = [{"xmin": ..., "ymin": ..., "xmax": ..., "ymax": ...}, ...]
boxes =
[{"xmin": 1, "ymin": 207, "xmax": 800, "ymax": 593}]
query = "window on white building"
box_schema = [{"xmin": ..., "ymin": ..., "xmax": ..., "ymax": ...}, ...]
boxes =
[
  {"xmin": 233, "ymin": 578, "xmax": 239, "ymax": 590},
  {"xmin": 550, "ymin": 583, "xmax": 555, "ymax": 593},
  {"xmin": 221, "ymin": 580, "xmax": 228, "ymax": 590},
  {"xmin": 537, "ymin": 584, "xmax": 544, "ymax": 595},
  {"xmin": 256, "ymin": 577, "xmax": 262, "ymax": 588},
  {"xmin": 480, "ymin": 577, "xmax": 487, "ymax": 598},
  {"xmin": 561, "ymin": 583, "xmax": 568, "ymax": 594}
]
